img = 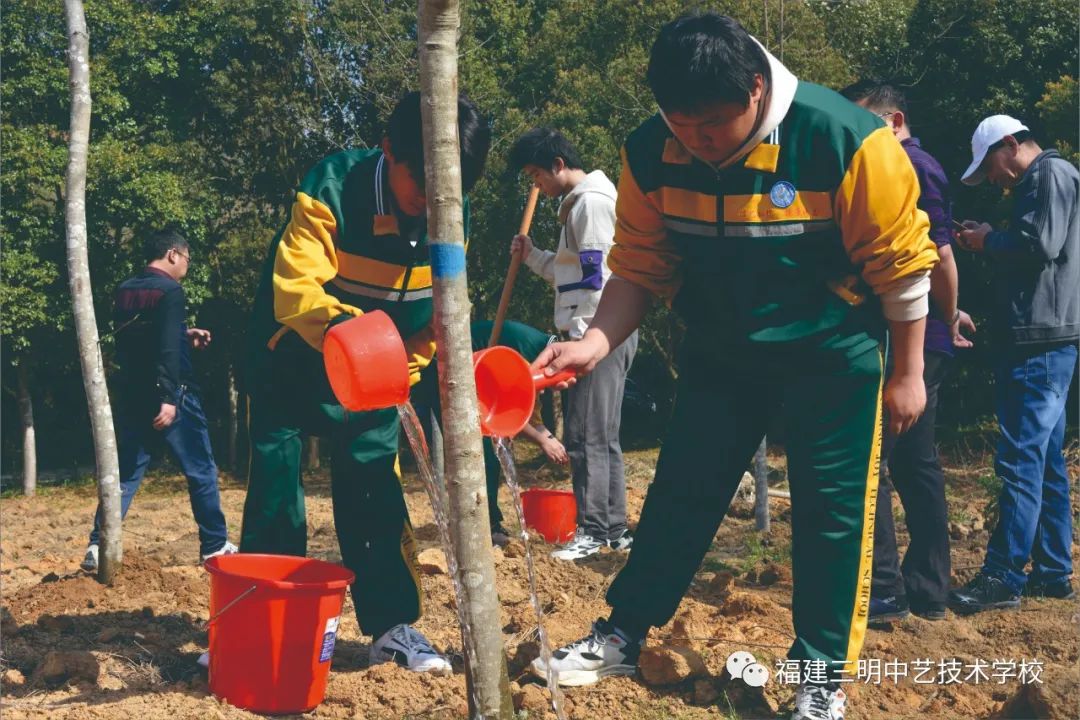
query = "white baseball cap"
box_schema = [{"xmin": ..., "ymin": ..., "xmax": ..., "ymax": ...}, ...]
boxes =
[{"xmin": 961, "ymin": 115, "xmax": 1030, "ymax": 185}]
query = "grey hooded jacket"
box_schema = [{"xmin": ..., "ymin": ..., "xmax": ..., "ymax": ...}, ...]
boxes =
[{"xmin": 985, "ymin": 149, "xmax": 1079, "ymax": 345}]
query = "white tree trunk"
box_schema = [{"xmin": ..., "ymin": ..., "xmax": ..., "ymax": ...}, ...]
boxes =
[
  {"xmin": 754, "ymin": 437, "xmax": 770, "ymax": 533},
  {"xmin": 17, "ymin": 364, "xmax": 37, "ymax": 497},
  {"xmin": 418, "ymin": 1, "xmax": 513, "ymax": 716},
  {"xmin": 227, "ymin": 365, "xmax": 239, "ymax": 472},
  {"xmin": 65, "ymin": 0, "xmax": 122, "ymax": 582}
]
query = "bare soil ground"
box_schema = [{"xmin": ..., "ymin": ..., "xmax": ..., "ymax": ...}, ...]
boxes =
[{"xmin": 1, "ymin": 441, "xmax": 1077, "ymax": 719}]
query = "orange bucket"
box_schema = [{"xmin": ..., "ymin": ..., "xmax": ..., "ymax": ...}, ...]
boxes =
[
  {"xmin": 204, "ymin": 554, "xmax": 355, "ymax": 714},
  {"xmin": 521, "ymin": 489, "xmax": 578, "ymax": 543},
  {"xmin": 324, "ymin": 311, "xmax": 410, "ymax": 411},
  {"xmin": 473, "ymin": 346, "xmax": 574, "ymax": 437}
]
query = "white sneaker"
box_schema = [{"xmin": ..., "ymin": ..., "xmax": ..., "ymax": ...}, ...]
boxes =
[
  {"xmin": 370, "ymin": 624, "xmax": 452, "ymax": 675},
  {"xmin": 201, "ymin": 541, "xmax": 238, "ymax": 563},
  {"xmin": 80, "ymin": 544, "xmax": 99, "ymax": 572},
  {"xmin": 607, "ymin": 529, "xmax": 633, "ymax": 552},
  {"xmin": 531, "ymin": 619, "xmax": 641, "ymax": 687},
  {"xmin": 551, "ymin": 529, "xmax": 603, "ymax": 561},
  {"xmin": 792, "ymin": 682, "xmax": 847, "ymax": 720}
]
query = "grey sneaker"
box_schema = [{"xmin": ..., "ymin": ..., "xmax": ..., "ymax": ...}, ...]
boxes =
[
  {"xmin": 80, "ymin": 544, "xmax": 99, "ymax": 573},
  {"xmin": 607, "ymin": 529, "xmax": 633, "ymax": 552},
  {"xmin": 201, "ymin": 541, "xmax": 238, "ymax": 563},
  {"xmin": 370, "ymin": 624, "xmax": 452, "ymax": 675},
  {"xmin": 491, "ymin": 524, "xmax": 512, "ymax": 548},
  {"xmin": 531, "ymin": 618, "xmax": 642, "ymax": 687},
  {"xmin": 551, "ymin": 529, "xmax": 603, "ymax": 561},
  {"xmin": 792, "ymin": 681, "xmax": 847, "ymax": 719}
]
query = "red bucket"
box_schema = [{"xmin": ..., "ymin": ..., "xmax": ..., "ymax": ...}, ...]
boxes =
[
  {"xmin": 324, "ymin": 311, "xmax": 410, "ymax": 412},
  {"xmin": 521, "ymin": 489, "xmax": 577, "ymax": 543},
  {"xmin": 205, "ymin": 554, "xmax": 355, "ymax": 714},
  {"xmin": 473, "ymin": 347, "xmax": 574, "ymax": 437}
]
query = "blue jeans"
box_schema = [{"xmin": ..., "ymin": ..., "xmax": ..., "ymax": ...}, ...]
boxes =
[
  {"xmin": 983, "ymin": 342, "xmax": 1078, "ymax": 592},
  {"xmin": 90, "ymin": 389, "xmax": 229, "ymax": 556}
]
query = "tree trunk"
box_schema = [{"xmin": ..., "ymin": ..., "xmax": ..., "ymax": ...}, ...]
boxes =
[
  {"xmin": 17, "ymin": 364, "xmax": 37, "ymax": 497},
  {"xmin": 753, "ymin": 437, "xmax": 770, "ymax": 533},
  {"xmin": 65, "ymin": 0, "xmax": 122, "ymax": 583},
  {"xmin": 305, "ymin": 437, "xmax": 321, "ymax": 470},
  {"xmin": 227, "ymin": 365, "xmax": 239, "ymax": 473},
  {"xmin": 418, "ymin": 1, "xmax": 513, "ymax": 716}
]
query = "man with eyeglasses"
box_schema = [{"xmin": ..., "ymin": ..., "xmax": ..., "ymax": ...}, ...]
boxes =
[
  {"xmin": 952, "ymin": 116, "xmax": 1079, "ymax": 613},
  {"xmin": 81, "ymin": 229, "xmax": 236, "ymax": 572}
]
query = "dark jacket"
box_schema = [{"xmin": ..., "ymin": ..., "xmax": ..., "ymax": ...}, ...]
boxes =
[
  {"xmin": 985, "ymin": 149, "xmax": 1080, "ymax": 345},
  {"xmin": 113, "ymin": 267, "xmax": 194, "ymax": 411}
]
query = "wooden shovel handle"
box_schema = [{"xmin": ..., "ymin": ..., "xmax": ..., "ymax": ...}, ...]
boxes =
[{"xmin": 488, "ymin": 185, "xmax": 541, "ymax": 347}]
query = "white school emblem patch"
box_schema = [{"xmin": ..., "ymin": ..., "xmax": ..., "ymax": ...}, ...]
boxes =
[{"xmin": 769, "ymin": 180, "xmax": 797, "ymax": 209}]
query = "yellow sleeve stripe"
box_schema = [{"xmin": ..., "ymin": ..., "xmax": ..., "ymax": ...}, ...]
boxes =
[
  {"xmin": 834, "ymin": 127, "xmax": 938, "ymax": 293},
  {"xmin": 610, "ymin": 147, "xmax": 684, "ymax": 304},
  {"xmin": 724, "ymin": 191, "xmax": 833, "ymax": 224},
  {"xmin": 272, "ymin": 192, "xmax": 362, "ymax": 350},
  {"xmin": 646, "ymin": 187, "xmax": 718, "ymax": 224},
  {"xmin": 337, "ymin": 251, "xmax": 432, "ymax": 291}
]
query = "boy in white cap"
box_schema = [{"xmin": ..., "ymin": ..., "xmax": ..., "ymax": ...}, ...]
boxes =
[{"xmin": 953, "ymin": 115, "xmax": 1079, "ymax": 614}]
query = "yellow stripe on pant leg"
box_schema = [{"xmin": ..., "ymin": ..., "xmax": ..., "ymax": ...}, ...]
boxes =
[
  {"xmin": 843, "ymin": 352, "xmax": 884, "ymax": 673},
  {"xmin": 394, "ymin": 453, "xmax": 424, "ymax": 618}
]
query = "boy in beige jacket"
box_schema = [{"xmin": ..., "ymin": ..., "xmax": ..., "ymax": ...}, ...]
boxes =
[{"xmin": 510, "ymin": 128, "xmax": 638, "ymax": 560}]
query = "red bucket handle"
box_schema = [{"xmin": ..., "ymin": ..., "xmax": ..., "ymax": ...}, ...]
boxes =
[{"xmin": 203, "ymin": 583, "xmax": 258, "ymax": 629}]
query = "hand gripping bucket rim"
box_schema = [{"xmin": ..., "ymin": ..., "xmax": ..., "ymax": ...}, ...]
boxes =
[{"xmin": 204, "ymin": 554, "xmax": 355, "ymax": 714}]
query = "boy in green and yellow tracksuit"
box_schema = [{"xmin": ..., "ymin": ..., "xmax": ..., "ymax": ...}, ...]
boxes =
[
  {"xmin": 240, "ymin": 91, "xmax": 491, "ymax": 674},
  {"xmin": 531, "ymin": 15, "xmax": 938, "ymax": 720}
]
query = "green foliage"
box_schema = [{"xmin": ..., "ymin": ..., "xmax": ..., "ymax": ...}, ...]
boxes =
[
  {"xmin": 3, "ymin": 0, "xmax": 1077, "ymax": 469},
  {"xmin": 1037, "ymin": 75, "xmax": 1080, "ymax": 164}
]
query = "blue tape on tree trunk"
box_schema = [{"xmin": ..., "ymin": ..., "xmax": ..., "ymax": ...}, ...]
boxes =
[{"xmin": 429, "ymin": 243, "xmax": 466, "ymax": 279}]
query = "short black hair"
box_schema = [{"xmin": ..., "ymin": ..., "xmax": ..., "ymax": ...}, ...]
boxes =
[
  {"xmin": 646, "ymin": 13, "xmax": 771, "ymax": 114},
  {"xmin": 143, "ymin": 228, "xmax": 188, "ymax": 263},
  {"xmin": 839, "ymin": 79, "xmax": 909, "ymax": 117},
  {"xmin": 384, "ymin": 90, "xmax": 492, "ymax": 193},
  {"xmin": 508, "ymin": 128, "xmax": 584, "ymax": 172}
]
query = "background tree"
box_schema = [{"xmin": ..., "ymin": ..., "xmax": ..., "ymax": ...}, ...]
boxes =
[
  {"xmin": 63, "ymin": 0, "xmax": 123, "ymax": 582},
  {"xmin": 2, "ymin": 0, "xmax": 1076, "ymax": 482}
]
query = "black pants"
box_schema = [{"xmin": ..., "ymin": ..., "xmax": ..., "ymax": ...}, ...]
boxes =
[
  {"xmin": 610, "ymin": 345, "xmax": 884, "ymax": 671},
  {"xmin": 871, "ymin": 351, "xmax": 951, "ymax": 611}
]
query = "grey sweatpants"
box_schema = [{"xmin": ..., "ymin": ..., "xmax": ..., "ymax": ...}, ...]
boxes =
[{"xmin": 565, "ymin": 330, "xmax": 638, "ymax": 541}]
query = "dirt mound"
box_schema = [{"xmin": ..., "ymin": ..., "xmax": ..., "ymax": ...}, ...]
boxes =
[
  {"xmin": 6, "ymin": 552, "xmax": 208, "ymax": 625},
  {"xmin": 2, "ymin": 450, "xmax": 1078, "ymax": 719}
]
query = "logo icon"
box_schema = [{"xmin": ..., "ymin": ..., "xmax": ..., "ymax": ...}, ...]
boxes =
[
  {"xmin": 769, "ymin": 180, "xmax": 797, "ymax": 209},
  {"xmin": 726, "ymin": 650, "xmax": 771, "ymax": 688}
]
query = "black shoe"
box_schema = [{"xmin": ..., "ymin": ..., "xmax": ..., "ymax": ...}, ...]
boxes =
[
  {"xmin": 869, "ymin": 595, "xmax": 910, "ymax": 624},
  {"xmin": 491, "ymin": 524, "xmax": 511, "ymax": 548},
  {"xmin": 1024, "ymin": 579, "xmax": 1076, "ymax": 599},
  {"xmin": 949, "ymin": 573, "xmax": 1021, "ymax": 615},
  {"xmin": 910, "ymin": 603, "xmax": 947, "ymax": 621}
]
